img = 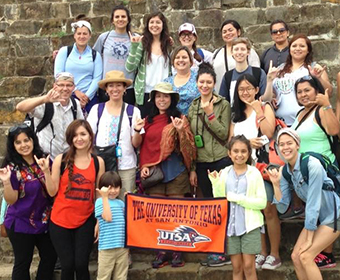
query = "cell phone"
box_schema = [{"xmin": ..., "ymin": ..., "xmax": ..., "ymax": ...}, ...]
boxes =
[
  {"xmin": 194, "ymin": 135, "xmax": 204, "ymax": 148},
  {"xmin": 267, "ymin": 163, "xmax": 281, "ymax": 171},
  {"xmin": 260, "ymin": 135, "xmax": 270, "ymax": 145}
]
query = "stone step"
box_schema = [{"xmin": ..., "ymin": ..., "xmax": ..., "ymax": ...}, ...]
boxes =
[{"xmin": 1, "ymin": 259, "xmax": 340, "ymax": 280}]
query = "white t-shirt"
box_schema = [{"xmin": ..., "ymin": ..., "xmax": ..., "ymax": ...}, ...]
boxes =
[
  {"xmin": 87, "ymin": 103, "xmax": 142, "ymax": 170},
  {"xmin": 145, "ymin": 53, "xmax": 169, "ymax": 93}
]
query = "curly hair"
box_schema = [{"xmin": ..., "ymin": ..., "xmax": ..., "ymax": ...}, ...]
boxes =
[
  {"xmin": 278, "ymin": 34, "xmax": 313, "ymax": 77},
  {"xmin": 63, "ymin": 120, "xmax": 94, "ymax": 194},
  {"xmin": 142, "ymin": 12, "xmax": 171, "ymax": 63}
]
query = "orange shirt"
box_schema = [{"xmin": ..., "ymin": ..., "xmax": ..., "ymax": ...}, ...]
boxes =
[{"xmin": 51, "ymin": 158, "xmax": 96, "ymax": 229}]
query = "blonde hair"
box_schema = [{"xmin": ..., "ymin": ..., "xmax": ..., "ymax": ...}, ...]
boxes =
[{"xmin": 231, "ymin": 37, "xmax": 251, "ymax": 51}]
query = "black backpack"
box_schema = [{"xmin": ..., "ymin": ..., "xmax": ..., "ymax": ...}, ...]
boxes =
[{"xmin": 25, "ymin": 97, "xmax": 77, "ymax": 134}]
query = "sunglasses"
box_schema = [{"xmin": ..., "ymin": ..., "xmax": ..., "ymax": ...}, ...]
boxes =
[
  {"xmin": 271, "ymin": 28, "xmax": 286, "ymax": 34},
  {"xmin": 295, "ymin": 75, "xmax": 313, "ymax": 84},
  {"xmin": 8, "ymin": 124, "xmax": 29, "ymax": 134}
]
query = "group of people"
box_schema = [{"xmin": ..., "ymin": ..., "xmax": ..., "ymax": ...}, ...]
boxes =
[{"xmin": 0, "ymin": 4, "xmax": 340, "ymax": 280}]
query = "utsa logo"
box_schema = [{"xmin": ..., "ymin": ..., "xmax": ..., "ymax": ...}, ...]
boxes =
[{"xmin": 157, "ymin": 225, "xmax": 211, "ymax": 248}]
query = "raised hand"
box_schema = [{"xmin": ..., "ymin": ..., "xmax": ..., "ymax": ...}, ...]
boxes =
[
  {"xmin": 170, "ymin": 116, "xmax": 184, "ymax": 131},
  {"xmin": 96, "ymin": 186, "xmax": 109, "ymax": 198},
  {"xmin": 34, "ymin": 155, "xmax": 50, "ymax": 173},
  {"xmin": 309, "ymin": 88, "xmax": 331, "ymax": 107},
  {"xmin": 266, "ymin": 166, "xmax": 283, "ymax": 185},
  {"xmin": 134, "ymin": 118, "xmax": 145, "ymax": 132},
  {"xmin": 0, "ymin": 166, "xmax": 11, "ymax": 182},
  {"xmin": 207, "ymin": 169, "xmax": 222, "ymax": 180},
  {"xmin": 45, "ymin": 85, "xmax": 65, "ymax": 104},
  {"xmin": 267, "ymin": 60, "xmax": 280, "ymax": 82},
  {"xmin": 244, "ymin": 100, "xmax": 262, "ymax": 115},
  {"xmin": 129, "ymin": 31, "xmax": 143, "ymax": 43},
  {"xmin": 201, "ymin": 99, "xmax": 214, "ymax": 116},
  {"xmin": 308, "ymin": 64, "xmax": 326, "ymax": 79}
]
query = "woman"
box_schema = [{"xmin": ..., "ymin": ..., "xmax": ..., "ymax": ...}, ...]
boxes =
[
  {"xmin": 291, "ymin": 75, "xmax": 340, "ymax": 269},
  {"xmin": 38, "ymin": 120, "xmax": 105, "ymax": 280},
  {"xmin": 268, "ymin": 128, "xmax": 340, "ymax": 280},
  {"xmin": 219, "ymin": 37, "xmax": 266, "ymax": 106},
  {"xmin": 164, "ymin": 46, "xmax": 200, "ymax": 115},
  {"xmin": 262, "ymin": 34, "xmax": 333, "ymax": 126},
  {"xmin": 87, "ymin": 70, "xmax": 143, "ymax": 195},
  {"xmin": 55, "ymin": 18, "xmax": 103, "ymax": 114},
  {"xmin": 0, "ymin": 124, "xmax": 57, "ymax": 280},
  {"xmin": 125, "ymin": 12, "xmax": 172, "ymax": 118},
  {"xmin": 177, "ymin": 22, "xmax": 213, "ymax": 72},
  {"xmin": 94, "ymin": 5, "xmax": 136, "ymax": 105},
  {"xmin": 187, "ymin": 63, "xmax": 231, "ymax": 266},
  {"xmin": 213, "ymin": 19, "xmax": 260, "ymax": 92},
  {"xmin": 138, "ymin": 81, "xmax": 196, "ymax": 268},
  {"xmin": 228, "ymin": 74, "xmax": 281, "ymax": 270}
]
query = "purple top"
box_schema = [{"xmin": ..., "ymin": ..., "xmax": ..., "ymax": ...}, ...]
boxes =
[{"xmin": 4, "ymin": 163, "xmax": 52, "ymax": 234}]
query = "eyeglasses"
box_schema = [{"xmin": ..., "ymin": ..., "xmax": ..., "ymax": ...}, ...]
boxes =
[
  {"xmin": 295, "ymin": 75, "xmax": 313, "ymax": 84},
  {"xmin": 56, "ymin": 83, "xmax": 74, "ymax": 88},
  {"xmin": 180, "ymin": 33, "xmax": 194, "ymax": 39},
  {"xmin": 8, "ymin": 124, "xmax": 29, "ymax": 134},
  {"xmin": 271, "ymin": 28, "xmax": 286, "ymax": 34},
  {"xmin": 238, "ymin": 87, "xmax": 255, "ymax": 93}
]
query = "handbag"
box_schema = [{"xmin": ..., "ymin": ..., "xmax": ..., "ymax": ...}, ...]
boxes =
[
  {"xmin": 141, "ymin": 165, "xmax": 164, "ymax": 189},
  {"xmin": 94, "ymin": 103, "xmax": 125, "ymax": 172}
]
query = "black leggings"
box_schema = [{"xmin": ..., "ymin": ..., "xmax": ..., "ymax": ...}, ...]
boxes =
[
  {"xmin": 49, "ymin": 215, "xmax": 96, "ymax": 280},
  {"xmin": 6, "ymin": 226, "xmax": 57, "ymax": 280}
]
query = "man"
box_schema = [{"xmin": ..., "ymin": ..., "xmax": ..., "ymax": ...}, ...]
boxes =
[
  {"xmin": 16, "ymin": 72, "xmax": 84, "ymax": 160},
  {"xmin": 260, "ymin": 20, "xmax": 290, "ymax": 74}
]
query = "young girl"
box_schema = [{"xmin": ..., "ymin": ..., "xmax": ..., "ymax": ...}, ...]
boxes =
[
  {"xmin": 209, "ymin": 135, "xmax": 267, "ymax": 280},
  {"xmin": 95, "ymin": 171, "xmax": 128, "ymax": 280},
  {"xmin": 36, "ymin": 119, "xmax": 105, "ymax": 280},
  {"xmin": 268, "ymin": 128, "xmax": 340, "ymax": 280},
  {"xmin": 125, "ymin": 11, "xmax": 172, "ymax": 118}
]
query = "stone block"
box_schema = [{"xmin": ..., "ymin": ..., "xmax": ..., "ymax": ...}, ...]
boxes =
[
  {"xmin": 0, "ymin": 99, "xmax": 25, "ymax": 124},
  {"xmin": 254, "ymin": 0, "xmax": 267, "ymax": 8},
  {"xmin": 89, "ymin": 16, "xmax": 110, "ymax": 33},
  {"xmin": 265, "ymin": 6, "xmax": 300, "ymax": 24},
  {"xmin": 93, "ymin": 1, "xmax": 115, "ymax": 17},
  {"xmin": 29, "ymin": 77, "xmax": 47, "ymax": 97},
  {"xmin": 16, "ymin": 57, "xmax": 47, "ymax": 76},
  {"xmin": 273, "ymin": 0, "xmax": 287, "ymax": 5},
  {"xmin": 223, "ymin": 9, "xmax": 260, "ymax": 27},
  {"xmin": 0, "ymin": 77, "xmax": 30, "ymax": 98},
  {"xmin": 0, "ymin": 0, "xmax": 13, "ymax": 4},
  {"xmin": 15, "ymin": 38, "xmax": 51, "ymax": 58},
  {"xmin": 332, "ymin": 4, "xmax": 340, "ymax": 19},
  {"xmin": 0, "ymin": 57, "xmax": 15, "ymax": 77},
  {"xmin": 195, "ymin": 0, "xmax": 221, "ymax": 10},
  {"xmin": 4, "ymin": 4, "xmax": 20, "ymax": 21},
  {"xmin": 192, "ymin": 10, "xmax": 224, "ymax": 29},
  {"xmin": 153, "ymin": 263, "xmax": 200, "ymax": 280},
  {"xmin": 6, "ymin": 21, "xmax": 42, "ymax": 36},
  {"xmin": 20, "ymin": 3, "xmax": 52, "ymax": 20},
  {"xmin": 0, "ymin": 22, "xmax": 9, "ymax": 32},
  {"xmin": 222, "ymin": 0, "xmax": 250, "ymax": 8},
  {"xmin": 129, "ymin": 0, "xmax": 147, "ymax": 14},
  {"xmin": 196, "ymin": 27, "xmax": 215, "ymax": 52},
  {"xmin": 166, "ymin": 11, "xmax": 195, "ymax": 34},
  {"xmin": 200, "ymin": 266, "xmax": 233, "ymax": 280},
  {"xmin": 70, "ymin": 2, "xmax": 91, "ymax": 18},
  {"xmin": 51, "ymin": 3, "xmax": 70, "ymax": 19},
  {"xmin": 40, "ymin": 19, "xmax": 65, "ymax": 36},
  {"xmin": 312, "ymin": 39, "xmax": 339, "ymax": 62},
  {"xmin": 147, "ymin": 0, "xmax": 169, "ymax": 12},
  {"xmin": 289, "ymin": 20, "xmax": 335, "ymax": 36},
  {"xmin": 59, "ymin": 34, "xmax": 76, "ymax": 48},
  {"xmin": 245, "ymin": 24, "xmax": 271, "ymax": 43},
  {"xmin": 167, "ymin": 0, "xmax": 194, "ymax": 9},
  {"xmin": 292, "ymin": 0, "xmax": 321, "ymax": 3},
  {"xmin": 0, "ymin": 39, "xmax": 11, "ymax": 57},
  {"xmin": 212, "ymin": 28, "xmax": 224, "ymax": 49},
  {"xmin": 0, "ymin": 5, "xmax": 4, "ymax": 18},
  {"xmin": 130, "ymin": 14, "xmax": 144, "ymax": 33},
  {"xmin": 301, "ymin": 4, "xmax": 332, "ymax": 21}
]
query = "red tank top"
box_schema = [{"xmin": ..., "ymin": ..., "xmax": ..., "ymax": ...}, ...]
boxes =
[{"xmin": 51, "ymin": 158, "xmax": 96, "ymax": 228}]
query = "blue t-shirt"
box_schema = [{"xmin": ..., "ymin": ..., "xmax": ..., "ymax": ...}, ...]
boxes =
[
  {"xmin": 95, "ymin": 198, "xmax": 125, "ymax": 250},
  {"xmin": 164, "ymin": 70, "xmax": 200, "ymax": 115}
]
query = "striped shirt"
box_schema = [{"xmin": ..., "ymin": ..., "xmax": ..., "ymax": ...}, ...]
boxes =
[{"xmin": 95, "ymin": 198, "xmax": 125, "ymax": 250}]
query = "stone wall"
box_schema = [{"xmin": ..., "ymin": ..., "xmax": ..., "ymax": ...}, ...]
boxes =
[{"xmin": 0, "ymin": 0, "xmax": 339, "ymax": 124}]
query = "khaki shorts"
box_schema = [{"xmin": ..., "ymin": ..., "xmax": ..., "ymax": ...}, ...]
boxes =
[
  {"xmin": 145, "ymin": 170, "xmax": 190, "ymax": 196},
  {"xmin": 228, "ymin": 228, "xmax": 261, "ymax": 255}
]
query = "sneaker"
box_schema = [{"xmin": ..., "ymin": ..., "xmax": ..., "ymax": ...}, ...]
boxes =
[
  {"xmin": 261, "ymin": 255, "xmax": 282, "ymax": 270},
  {"xmin": 314, "ymin": 252, "xmax": 336, "ymax": 269},
  {"xmin": 171, "ymin": 252, "xmax": 185, "ymax": 267},
  {"xmin": 152, "ymin": 252, "xmax": 169, "ymax": 269},
  {"xmin": 200, "ymin": 254, "xmax": 214, "ymax": 266},
  {"xmin": 279, "ymin": 206, "xmax": 305, "ymax": 220},
  {"xmin": 255, "ymin": 254, "xmax": 267, "ymax": 269},
  {"xmin": 207, "ymin": 254, "xmax": 231, "ymax": 267}
]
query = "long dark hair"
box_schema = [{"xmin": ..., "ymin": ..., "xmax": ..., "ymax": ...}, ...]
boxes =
[
  {"xmin": 2, "ymin": 124, "xmax": 45, "ymax": 169},
  {"xmin": 228, "ymin": 135, "xmax": 252, "ymax": 165},
  {"xmin": 278, "ymin": 34, "xmax": 313, "ymax": 77},
  {"xmin": 110, "ymin": 4, "xmax": 131, "ymax": 34},
  {"xmin": 142, "ymin": 12, "xmax": 171, "ymax": 63},
  {"xmin": 63, "ymin": 120, "xmax": 94, "ymax": 194},
  {"xmin": 147, "ymin": 93, "xmax": 181, "ymax": 124},
  {"xmin": 232, "ymin": 74, "xmax": 259, "ymax": 123},
  {"xmin": 220, "ymin": 19, "xmax": 241, "ymax": 34}
]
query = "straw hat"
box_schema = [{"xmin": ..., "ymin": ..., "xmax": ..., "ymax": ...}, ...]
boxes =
[
  {"xmin": 98, "ymin": 70, "xmax": 133, "ymax": 90},
  {"xmin": 149, "ymin": 82, "xmax": 179, "ymax": 102}
]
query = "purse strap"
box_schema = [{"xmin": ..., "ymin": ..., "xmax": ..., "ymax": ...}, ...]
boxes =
[
  {"xmin": 294, "ymin": 104, "xmax": 317, "ymax": 131},
  {"xmin": 198, "ymin": 114, "xmax": 227, "ymax": 147}
]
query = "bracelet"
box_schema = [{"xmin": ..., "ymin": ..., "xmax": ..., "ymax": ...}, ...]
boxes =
[
  {"xmin": 207, "ymin": 112, "xmax": 214, "ymax": 118},
  {"xmin": 208, "ymin": 113, "xmax": 215, "ymax": 121},
  {"xmin": 257, "ymin": 116, "xmax": 266, "ymax": 124},
  {"xmin": 323, "ymin": 105, "xmax": 332, "ymax": 111},
  {"xmin": 134, "ymin": 128, "xmax": 141, "ymax": 133}
]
